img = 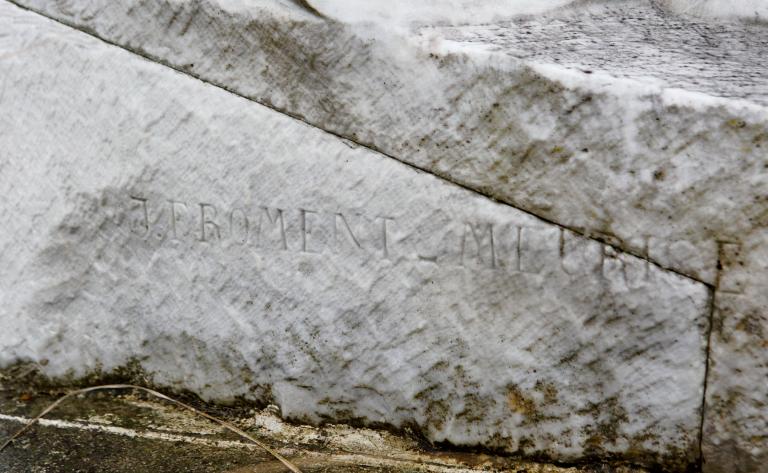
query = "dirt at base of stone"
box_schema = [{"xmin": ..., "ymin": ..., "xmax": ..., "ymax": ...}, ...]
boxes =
[{"xmin": 0, "ymin": 367, "xmax": 648, "ymax": 473}]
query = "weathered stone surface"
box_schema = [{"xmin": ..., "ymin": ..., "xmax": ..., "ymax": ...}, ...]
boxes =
[
  {"xmin": 660, "ymin": 0, "xmax": 768, "ymax": 22},
  {"xmin": 307, "ymin": 0, "xmax": 577, "ymax": 25},
  {"xmin": 702, "ymin": 232, "xmax": 768, "ymax": 473},
  {"xmin": 12, "ymin": 0, "xmax": 768, "ymax": 286},
  {"xmin": 0, "ymin": 370, "xmax": 650, "ymax": 473},
  {"xmin": 0, "ymin": 2, "xmax": 714, "ymax": 470},
  {"xmin": 9, "ymin": 1, "xmax": 766, "ymax": 471},
  {"xmin": 4, "ymin": 0, "xmax": 768, "ymax": 471}
]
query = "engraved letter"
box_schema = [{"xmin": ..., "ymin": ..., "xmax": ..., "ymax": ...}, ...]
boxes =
[
  {"xmin": 229, "ymin": 207, "xmax": 249, "ymax": 245},
  {"xmin": 601, "ymin": 244, "xmax": 628, "ymax": 283},
  {"xmin": 256, "ymin": 207, "xmax": 287, "ymax": 250},
  {"xmin": 377, "ymin": 216, "xmax": 395, "ymax": 258},
  {"xmin": 334, "ymin": 213, "xmax": 362, "ymax": 251},
  {"xmin": 129, "ymin": 195, "xmax": 149, "ymax": 236},
  {"xmin": 299, "ymin": 208, "xmax": 319, "ymax": 253},
  {"xmin": 461, "ymin": 222, "xmax": 495, "ymax": 268},
  {"xmin": 167, "ymin": 199, "xmax": 188, "ymax": 240},
  {"xmin": 198, "ymin": 203, "xmax": 221, "ymax": 242},
  {"xmin": 559, "ymin": 228, "xmax": 579, "ymax": 275},
  {"xmin": 515, "ymin": 226, "xmax": 544, "ymax": 274}
]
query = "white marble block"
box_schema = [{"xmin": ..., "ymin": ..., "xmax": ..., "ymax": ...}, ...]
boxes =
[{"xmin": 1, "ymin": 1, "xmax": 766, "ymax": 471}]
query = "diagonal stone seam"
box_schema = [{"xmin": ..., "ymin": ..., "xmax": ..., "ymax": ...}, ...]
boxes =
[
  {"xmin": 697, "ymin": 245, "xmax": 726, "ymax": 470},
  {"xmin": 697, "ymin": 293, "xmax": 716, "ymax": 471},
  {"xmin": 2, "ymin": 0, "xmax": 713, "ymax": 289},
  {"xmin": 292, "ymin": 0, "xmax": 328, "ymax": 19}
]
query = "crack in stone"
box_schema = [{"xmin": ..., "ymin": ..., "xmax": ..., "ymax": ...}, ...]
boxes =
[
  {"xmin": 291, "ymin": 0, "xmax": 327, "ymax": 19},
  {"xmin": 697, "ymin": 301, "xmax": 716, "ymax": 471},
  {"xmin": 697, "ymin": 245, "xmax": 724, "ymax": 470},
  {"xmin": 2, "ymin": 0, "xmax": 714, "ymax": 289}
]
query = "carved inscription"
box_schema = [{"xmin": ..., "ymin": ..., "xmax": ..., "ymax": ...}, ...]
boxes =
[
  {"xmin": 129, "ymin": 195, "xmax": 391, "ymax": 257},
  {"xmin": 127, "ymin": 195, "xmax": 655, "ymax": 284}
]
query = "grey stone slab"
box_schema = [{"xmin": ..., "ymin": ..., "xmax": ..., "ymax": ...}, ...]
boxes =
[
  {"xmin": 15, "ymin": 1, "xmax": 760, "ymax": 470},
  {"xmin": 0, "ymin": 2, "xmax": 712, "ymax": 470}
]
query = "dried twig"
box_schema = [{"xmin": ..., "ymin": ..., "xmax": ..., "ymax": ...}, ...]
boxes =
[{"xmin": 0, "ymin": 384, "xmax": 303, "ymax": 473}]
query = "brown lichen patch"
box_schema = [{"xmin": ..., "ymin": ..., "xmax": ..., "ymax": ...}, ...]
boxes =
[
  {"xmin": 577, "ymin": 396, "xmax": 630, "ymax": 457},
  {"xmin": 454, "ymin": 393, "xmax": 491, "ymax": 424},
  {"xmin": 506, "ymin": 384, "xmax": 537, "ymax": 417},
  {"xmin": 0, "ymin": 361, "xmax": 670, "ymax": 471},
  {"xmin": 534, "ymin": 380, "xmax": 559, "ymax": 406},
  {"xmin": 733, "ymin": 310, "xmax": 766, "ymax": 338}
]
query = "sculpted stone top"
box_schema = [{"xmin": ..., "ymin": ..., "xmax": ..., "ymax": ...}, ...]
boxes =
[
  {"xmin": 427, "ymin": 1, "xmax": 768, "ymax": 106},
  {"xmin": 305, "ymin": 0, "xmax": 768, "ymax": 25},
  {"xmin": 295, "ymin": 0, "xmax": 768, "ymax": 104}
]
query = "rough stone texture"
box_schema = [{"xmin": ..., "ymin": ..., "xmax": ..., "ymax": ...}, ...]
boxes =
[
  {"xmin": 11, "ymin": 0, "xmax": 768, "ymax": 285},
  {"xmin": 0, "ymin": 370, "xmax": 650, "ymax": 472},
  {"xmin": 433, "ymin": 2, "xmax": 768, "ymax": 107},
  {"xmin": 660, "ymin": 0, "xmax": 768, "ymax": 22},
  {"xmin": 703, "ymin": 231, "xmax": 768, "ymax": 473},
  {"xmin": 0, "ymin": 2, "xmax": 715, "ymax": 470},
  {"xmin": 307, "ymin": 0, "xmax": 577, "ymax": 25},
  {"xmin": 8, "ymin": 1, "xmax": 765, "ymax": 471},
  {"xmin": 2, "ymin": 0, "xmax": 767, "ymax": 471}
]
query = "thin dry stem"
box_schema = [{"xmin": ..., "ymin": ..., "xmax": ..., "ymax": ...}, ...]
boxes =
[{"xmin": 0, "ymin": 384, "xmax": 303, "ymax": 473}]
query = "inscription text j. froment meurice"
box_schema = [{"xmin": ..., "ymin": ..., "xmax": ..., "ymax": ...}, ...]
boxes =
[{"xmin": 127, "ymin": 195, "xmax": 655, "ymax": 282}]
